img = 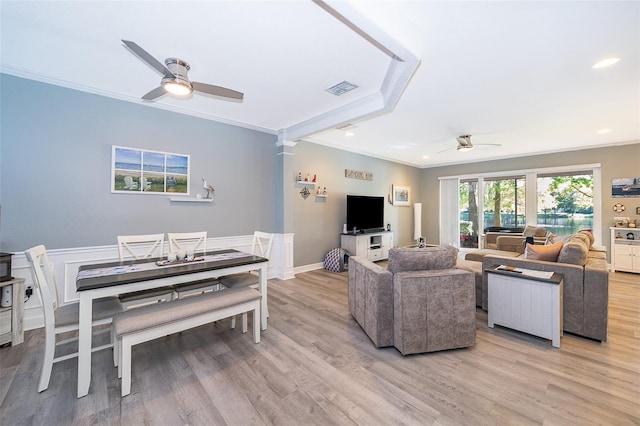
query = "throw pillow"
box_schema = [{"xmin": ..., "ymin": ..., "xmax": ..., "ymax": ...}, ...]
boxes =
[{"xmin": 524, "ymin": 241, "xmax": 563, "ymax": 261}]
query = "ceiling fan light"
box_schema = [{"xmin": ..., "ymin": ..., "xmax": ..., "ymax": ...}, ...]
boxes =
[
  {"xmin": 163, "ymin": 79, "xmax": 192, "ymax": 96},
  {"xmin": 457, "ymin": 144, "xmax": 474, "ymax": 152},
  {"xmin": 592, "ymin": 57, "xmax": 620, "ymax": 69}
]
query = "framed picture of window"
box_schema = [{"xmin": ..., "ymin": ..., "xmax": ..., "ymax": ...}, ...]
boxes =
[
  {"xmin": 111, "ymin": 146, "xmax": 190, "ymax": 195},
  {"xmin": 392, "ymin": 184, "xmax": 411, "ymax": 206}
]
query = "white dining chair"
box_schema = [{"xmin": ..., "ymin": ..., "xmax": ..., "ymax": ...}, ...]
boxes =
[
  {"xmin": 25, "ymin": 245, "xmax": 123, "ymax": 392},
  {"xmin": 219, "ymin": 231, "xmax": 273, "ymax": 328},
  {"xmin": 117, "ymin": 234, "xmax": 175, "ymax": 309},
  {"xmin": 167, "ymin": 231, "xmax": 219, "ymax": 298}
]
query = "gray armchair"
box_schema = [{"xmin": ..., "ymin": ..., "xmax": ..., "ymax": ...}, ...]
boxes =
[
  {"xmin": 485, "ymin": 225, "xmax": 547, "ymax": 252},
  {"xmin": 348, "ymin": 245, "xmax": 476, "ymax": 355}
]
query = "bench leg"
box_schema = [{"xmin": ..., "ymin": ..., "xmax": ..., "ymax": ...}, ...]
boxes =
[
  {"xmin": 230, "ymin": 316, "xmax": 236, "ymax": 329},
  {"xmin": 121, "ymin": 337, "xmax": 132, "ymax": 397},
  {"xmin": 241, "ymin": 313, "xmax": 248, "ymax": 333},
  {"xmin": 117, "ymin": 336, "xmax": 122, "ymax": 378},
  {"xmin": 113, "ymin": 327, "xmax": 119, "ymax": 368},
  {"xmin": 253, "ymin": 302, "xmax": 261, "ymax": 344}
]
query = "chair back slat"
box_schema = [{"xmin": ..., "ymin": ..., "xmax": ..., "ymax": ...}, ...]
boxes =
[
  {"xmin": 25, "ymin": 245, "xmax": 58, "ymax": 327},
  {"xmin": 167, "ymin": 231, "xmax": 207, "ymax": 255},
  {"xmin": 117, "ymin": 234, "xmax": 165, "ymax": 261},
  {"xmin": 252, "ymin": 231, "xmax": 274, "ymax": 259}
]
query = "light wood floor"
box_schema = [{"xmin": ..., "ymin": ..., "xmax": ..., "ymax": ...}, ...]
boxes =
[{"xmin": 1, "ymin": 270, "xmax": 638, "ymax": 425}]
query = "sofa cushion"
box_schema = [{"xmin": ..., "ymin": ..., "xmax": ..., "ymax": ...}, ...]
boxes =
[
  {"xmin": 577, "ymin": 230, "xmax": 595, "ymax": 247},
  {"xmin": 548, "ymin": 233, "xmax": 571, "ymax": 244},
  {"xmin": 456, "ymin": 259, "xmax": 483, "ymax": 307},
  {"xmin": 557, "ymin": 237, "xmax": 589, "ymax": 266},
  {"xmin": 388, "ymin": 246, "xmax": 457, "ymax": 274},
  {"xmin": 524, "ymin": 241, "xmax": 563, "ymax": 261},
  {"xmin": 549, "ymin": 231, "xmax": 594, "ymax": 248},
  {"xmin": 523, "ymin": 225, "xmax": 547, "ymax": 238},
  {"xmin": 465, "ymin": 249, "xmax": 521, "ymax": 262}
]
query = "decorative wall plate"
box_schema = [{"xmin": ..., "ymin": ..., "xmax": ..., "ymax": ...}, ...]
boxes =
[{"xmin": 612, "ymin": 203, "xmax": 625, "ymax": 212}]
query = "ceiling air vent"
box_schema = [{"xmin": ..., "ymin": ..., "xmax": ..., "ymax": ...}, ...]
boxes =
[{"xmin": 326, "ymin": 81, "xmax": 358, "ymax": 96}]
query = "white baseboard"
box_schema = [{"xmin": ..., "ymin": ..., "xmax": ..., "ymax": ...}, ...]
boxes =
[{"xmin": 294, "ymin": 262, "xmax": 325, "ymax": 274}]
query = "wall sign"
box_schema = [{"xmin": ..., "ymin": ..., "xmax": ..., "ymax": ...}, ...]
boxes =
[
  {"xmin": 111, "ymin": 146, "xmax": 190, "ymax": 195},
  {"xmin": 345, "ymin": 169, "xmax": 373, "ymax": 181}
]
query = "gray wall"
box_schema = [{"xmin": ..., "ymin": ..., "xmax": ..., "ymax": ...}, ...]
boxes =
[
  {"xmin": 2, "ymin": 75, "xmax": 637, "ymax": 266},
  {"xmin": 420, "ymin": 143, "xmax": 640, "ymax": 260},
  {"xmin": 0, "ymin": 74, "xmax": 278, "ymax": 251},
  {"xmin": 292, "ymin": 141, "xmax": 422, "ymax": 266}
]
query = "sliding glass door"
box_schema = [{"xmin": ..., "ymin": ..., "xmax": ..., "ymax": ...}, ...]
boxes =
[
  {"xmin": 459, "ymin": 179, "xmax": 479, "ymax": 247},
  {"xmin": 537, "ymin": 172, "xmax": 593, "ymax": 235},
  {"xmin": 447, "ymin": 166, "xmax": 598, "ymax": 248},
  {"xmin": 483, "ymin": 176, "xmax": 526, "ymax": 229}
]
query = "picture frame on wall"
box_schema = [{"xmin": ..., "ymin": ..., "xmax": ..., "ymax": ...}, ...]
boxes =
[
  {"xmin": 111, "ymin": 145, "xmax": 190, "ymax": 195},
  {"xmin": 392, "ymin": 184, "xmax": 411, "ymax": 206},
  {"xmin": 612, "ymin": 177, "xmax": 640, "ymax": 197}
]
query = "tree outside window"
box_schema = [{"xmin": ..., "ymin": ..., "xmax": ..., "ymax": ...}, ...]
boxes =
[{"xmin": 537, "ymin": 173, "xmax": 593, "ymax": 234}]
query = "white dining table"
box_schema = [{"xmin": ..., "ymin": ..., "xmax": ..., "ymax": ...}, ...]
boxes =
[{"xmin": 75, "ymin": 249, "xmax": 268, "ymax": 398}]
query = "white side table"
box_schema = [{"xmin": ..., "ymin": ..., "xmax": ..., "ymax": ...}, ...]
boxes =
[{"xmin": 486, "ymin": 265, "xmax": 563, "ymax": 347}]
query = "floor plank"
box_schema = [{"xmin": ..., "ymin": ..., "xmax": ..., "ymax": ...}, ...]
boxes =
[{"xmin": 1, "ymin": 269, "xmax": 638, "ymax": 425}]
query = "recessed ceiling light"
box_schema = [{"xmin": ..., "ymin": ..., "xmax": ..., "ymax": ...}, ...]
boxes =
[
  {"xmin": 597, "ymin": 128, "xmax": 611, "ymax": 134},
  {"xmin": 422, "ymin": 155, "xmax": 430, "ymax": 159},
  {"xmin": 592, "ymin": 57, "xmax": 620, "ymax": 69},
  {"xmin": 345, "ymin": 131, "xmax": 355, "ymax": 137}
]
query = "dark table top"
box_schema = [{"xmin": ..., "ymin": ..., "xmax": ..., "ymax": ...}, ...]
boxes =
[
  {"xmin": 77, "ymin": 249, "xmax": 267, "ymax": 291},
  {"xmin": 485, "ymin": 264, "xmax": 562, "ymax": 285}
]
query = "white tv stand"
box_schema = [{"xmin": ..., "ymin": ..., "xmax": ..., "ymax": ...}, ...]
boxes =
[{"xmin": 341, "ymin": 231, "xmax": 393, "ymax": 262}]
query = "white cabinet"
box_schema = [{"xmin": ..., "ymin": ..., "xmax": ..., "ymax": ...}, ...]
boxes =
[
  {"xmin": 341, "ymin": 231, "xmax": 393, "ymax": 262},
  {"xmin": 610, "ymin": 227, "xmax": 640, "ymax": 274},
  {"xmin": 487, "ymin": 267, "xmax": 563, "ymax": 348},
  {"xmin": 0, "ymin": 278, "xmax": 25, "ymax": 346}
]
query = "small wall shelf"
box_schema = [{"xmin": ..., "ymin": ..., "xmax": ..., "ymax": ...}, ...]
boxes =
[
  {"xmin": 169, "ymin": 197, "xmax": 213, "ymax": 203},
  {"xmin": 296, "ymin": 181, "xmax": 316, "ymax": 186},
  {"xmin": 315, "ymin": 195, "xmax": 327, "ymax": 198}
]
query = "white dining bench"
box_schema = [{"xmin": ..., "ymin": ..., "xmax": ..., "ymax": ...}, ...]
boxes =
[{"xmin": 113, "ymin": 287, "xmax": 261, "ymax": 397}]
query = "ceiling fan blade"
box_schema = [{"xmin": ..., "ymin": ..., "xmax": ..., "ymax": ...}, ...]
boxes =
[
  {"xmin": 192, "ymin": 82, "xmax": 244, "ymax": 100},
  {"xmin": 141, "ymin": 86, "xmax": 166, "ymax": 101},
  {"xmin": 122, "ymin": 39, "xmax": 174, "ymax": 79}
]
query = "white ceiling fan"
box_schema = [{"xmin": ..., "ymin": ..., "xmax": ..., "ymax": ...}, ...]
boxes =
[
  {"xmin": 438, "ymin": 135, "xmax": 502, "ymax": 153},
  {"xmin": 122, "ymin": 39, "xmax": 243, "ymax": 102}
]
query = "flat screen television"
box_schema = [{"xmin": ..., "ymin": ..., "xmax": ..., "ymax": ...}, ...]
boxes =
[{"xmin": 346, "ymin": 195, "xmax": 385, "ymax": 233}]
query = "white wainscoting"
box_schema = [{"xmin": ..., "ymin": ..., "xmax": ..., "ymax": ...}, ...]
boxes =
[{"xmin": 12, "ymin": 233, "xmax": 295, "ymax": 331}]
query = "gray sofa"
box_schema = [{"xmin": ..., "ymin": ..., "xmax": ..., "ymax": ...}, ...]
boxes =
[
  {"xmin": 478, "ymin": 232, "xmax": 608, "ymax": 342},
  {"xmin": 348, "ymin": 245, "xmax": 476, "ymax": 355}
]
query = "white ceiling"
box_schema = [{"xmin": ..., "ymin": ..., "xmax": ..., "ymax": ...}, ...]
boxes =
[{"xmin": 1, "ymin": 1, "xmax": 638, "ymax": 168}]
